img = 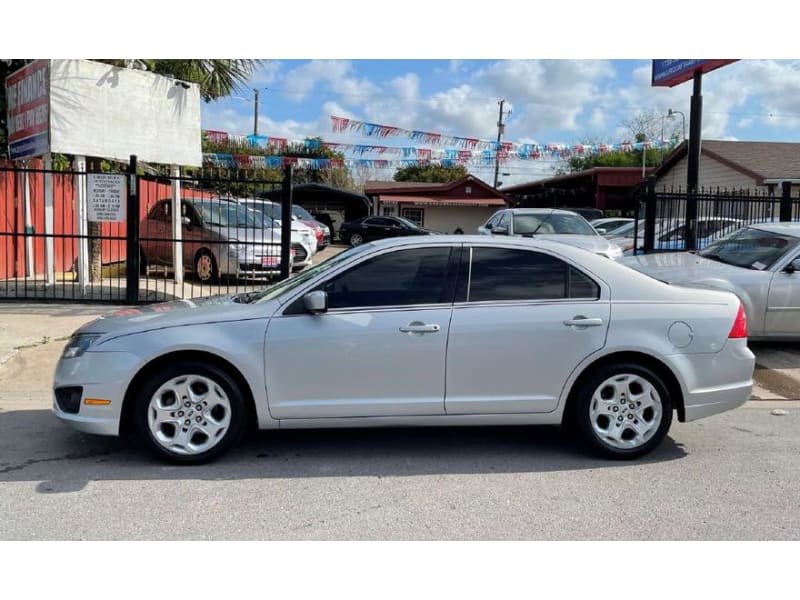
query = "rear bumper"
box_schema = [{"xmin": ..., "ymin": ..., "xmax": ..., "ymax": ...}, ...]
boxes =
[{"xmin": 670, "ymin": 339, "xmax": 755, "ymax": 422}]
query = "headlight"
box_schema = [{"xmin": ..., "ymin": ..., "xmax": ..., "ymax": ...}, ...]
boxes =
[
  {"xmin": 227, "ymin": 240, "xmax": 244, "ymax": 255},
  {"xmin": 606, "ymin": 245, "xmax": 623, "ymax": 260},
  {"xmin": 62, "ymin": 333, "xmax": 101, "ymax": 359}
]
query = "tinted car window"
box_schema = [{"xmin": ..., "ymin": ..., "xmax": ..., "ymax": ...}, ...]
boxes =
[
  {"xmin": 320, "ymin": 247, "xmax": 453, "ymax": 309},
  {"xmin": 459, "ymin": 247, "xmax": 599, "ymax": 302}
]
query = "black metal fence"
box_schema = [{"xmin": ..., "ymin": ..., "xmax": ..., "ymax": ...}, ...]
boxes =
[
  {"xmin": 632, "ymin": 178, "xmax": 800, "ymax": 254},
  {"xmin": 0, "ymin": 157, "xmax": 296, "ymax": 304}
]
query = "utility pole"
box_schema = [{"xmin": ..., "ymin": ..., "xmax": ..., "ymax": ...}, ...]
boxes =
[
  {"xmin": 253, "ymin": 88, "xmax": 260, "ymax": 136},
  {"xmin": 493, "ymin": 99, "xmax": 511, "ymax": 188}
]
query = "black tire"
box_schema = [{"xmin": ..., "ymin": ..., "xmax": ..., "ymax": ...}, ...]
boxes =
[
  {"xmin": 194, "ymin": 249, "xmax": 218, "ymax": 283},
  {"xmin": 132, "ymin": 361, "xmax": 247, "ymax": 464},
  {"xmin": 570, "ymin": 362, "xmax": 673, "ymax": 460},
  {"xmin": 349, "ymin": 233, "xmax": 364, "ymax": 247}
]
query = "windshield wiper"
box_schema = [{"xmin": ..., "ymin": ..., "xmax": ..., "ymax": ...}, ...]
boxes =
[{"xmin": 527, "ymin": 209, "xmax": 557, "ymax": 236}]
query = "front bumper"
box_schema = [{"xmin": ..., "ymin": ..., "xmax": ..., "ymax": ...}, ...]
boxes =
[{"xmin": 52, "ymin": 350, "xmax": 142, "ymax": 436}]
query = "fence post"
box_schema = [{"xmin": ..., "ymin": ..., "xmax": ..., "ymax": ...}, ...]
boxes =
[
  {"xmin": 126, "ymin": 155, "xmax": 140, "ymax": 304},
  {"xmin": 780, "ymin": 181, "xmax": 792, "ymax": 222},
  {"xmin": 280, "ymin": 165, "xmax": 293, "ymax": 280},
  {"xmin": 643, "ymin": 176, "xmax": 657, "ymax": 253}
]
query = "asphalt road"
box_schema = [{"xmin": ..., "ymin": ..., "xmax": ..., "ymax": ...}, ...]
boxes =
[{"xmin": 1, "ymin": 342, "xmax": 798, "ymax": 540}]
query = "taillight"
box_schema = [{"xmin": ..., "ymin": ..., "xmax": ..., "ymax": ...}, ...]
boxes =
[{"xmin": 728, "ymin": 302, "xmax": 748, "ymax": 338}]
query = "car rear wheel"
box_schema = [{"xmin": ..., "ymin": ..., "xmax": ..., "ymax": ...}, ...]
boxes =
[
  {"xmin": 349, "ymin": 233, "xmax": 364, "ymax": 247},
  {"xmin": 194, "ymin": 249, "xmax": 218, "ymax": 283},
  {"xmin": 571, "ymin": 363, "xmax": 673, "ymax": 459},
  {"xmin": 133, "ymin": 361, "xmax": 246, "ymax": 464}
]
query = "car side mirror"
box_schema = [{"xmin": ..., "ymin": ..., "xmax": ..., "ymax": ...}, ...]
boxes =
[
  {"xmin": 303, "ymin": 290, "xmax": 328, "ymax": 314},
  {"xmin": 493, "ymin": 225, "xmax": 508, "ymax": 235},
  {"xmin": 785, "ymin": 259, "xmax": 800, "ymax": 274},
  {"xmin": 595, "ymin": 227, "xmax": 607, "ymax": 235},
  {"xmin": 181, "ymin": 216, "xmax": 191, "ymax": 226},
  {"xmin": 485, "ymin": 223, "xmax": 494, "ymax": 230}
]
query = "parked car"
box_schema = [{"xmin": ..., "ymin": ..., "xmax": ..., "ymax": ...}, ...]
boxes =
[
  {"xmin": 291, "ymin": 204, "xmax": 331, "ymax": 249},
  {"xmin": 139, "ymin": 198, "xmax": 289, "ymax": 282},
  {"xmin": 478, "ymin": 208, "xmax": 623, "ymax": 259},
  {"xmin": 339, "ymin": 215, "xmax": 438, "ymax": 247},
  {"xmin": 54, "ymin": 235, "xmax": 754, "ymax": 464},
  {"xmin": 590, "ymin": 217, "xmax": 634, "ymax": 235},
  {"xmin": 620, "ymin": 222, "xmax": 800, "ymax": 340},
  {"xmin": 609, "ymin": 217, "xmax": 743, "ymax": 254},
  {"xmin": 250, "ymin": 199, "xmax": 319, "ymax": 254},
  {"xmin": 239, "ymin": 200, "xmax": 314, "ymax": 271}
]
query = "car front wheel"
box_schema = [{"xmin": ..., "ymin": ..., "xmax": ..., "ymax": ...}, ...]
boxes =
[
  {"xmin": 133, "ymin": 361, "xmax": 246, "ymax": 464},
  {"xmin": 571, "ymin": 363, "xmax": 673, "ymax": 459}
]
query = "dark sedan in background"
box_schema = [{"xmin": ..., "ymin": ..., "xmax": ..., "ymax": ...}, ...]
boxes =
[{"xmin": 339, "ymin": 215, "xmax": 439, "ymax": 247}]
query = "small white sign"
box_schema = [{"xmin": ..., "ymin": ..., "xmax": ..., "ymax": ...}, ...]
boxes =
[{"xmin": 88, "ymin": 174, "xmax": 126, "ymax": 222}]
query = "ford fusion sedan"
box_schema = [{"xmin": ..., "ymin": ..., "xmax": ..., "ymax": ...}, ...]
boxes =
[
  {"xmin": 478, "ymin": 208, "xmax": 624, "ymax": 260},
  {"xmin": 621, "ymin": 222, "xmax": 800, "ymax": 340},
  {"xmin": 54, "ymin": 236, "xmax": 754, "ymax": 464}
]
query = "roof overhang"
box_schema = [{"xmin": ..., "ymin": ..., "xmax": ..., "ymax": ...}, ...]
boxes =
[{"xmin": 379, "ymin": 195, "xmax": 506, "ymax": 207}]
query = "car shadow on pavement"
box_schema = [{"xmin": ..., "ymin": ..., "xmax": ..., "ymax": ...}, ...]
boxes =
[{"xmin": 0, "ymin": 409, "xmax": 686, "ymax": 493}]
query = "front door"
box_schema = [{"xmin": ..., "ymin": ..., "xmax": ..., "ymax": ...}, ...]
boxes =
[
  {"xmin": 766, "ymin": 251, "xmax": 800, "ymax": 336},
  {"xmin": 264, "ymin": 245, "xmax": 457, "ymax": 419},
  {"xmin": 445, "ymin": 245, "xmax": 610, "ymax": 414}
]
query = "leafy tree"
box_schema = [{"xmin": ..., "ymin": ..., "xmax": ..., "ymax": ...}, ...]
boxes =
[{"xmin": 393, "ymin": 164, "xmax": 468, "ymax": 183}]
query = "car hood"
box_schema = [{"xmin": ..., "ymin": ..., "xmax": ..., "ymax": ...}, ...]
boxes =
[
  {"xmin": 206, "ymin": 226, "xmax": 281, "ymax": 245},
  {"xmin": 75, "ymin": 294, "xmax": 279, "ymax": 340},
  {"xmin": 620, "ymin": 252, "xmax": 749, "ymax": 282}
]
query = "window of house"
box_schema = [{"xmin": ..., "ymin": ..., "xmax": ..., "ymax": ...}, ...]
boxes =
[
  {"xmin": 457, "ymin": 247, "xmax": 599, "ymax": 302},
  {"xmin": 383, "ymin": 205, "xmax": 396, "ymax": 217},
  {"xmin": 401, "ymin": 208, "xmax": 424, "ymax": 227},
  {"xmin": 318, "ymin": 247, "xmax": 453, "ymax": 309}
]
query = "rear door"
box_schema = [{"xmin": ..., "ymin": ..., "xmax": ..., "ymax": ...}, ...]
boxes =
[{"xmin": 445, "ymin": 244, "xmax": 610, "ymax": 414}]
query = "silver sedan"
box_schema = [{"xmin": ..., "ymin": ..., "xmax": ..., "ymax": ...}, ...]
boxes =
[
  {"xmin": 621, "ymin": 222, "xmax": 800, "ymax": 340},
  {"xmin": 53, "ymin": 236, "xmax": 754, "ymax": 464}
]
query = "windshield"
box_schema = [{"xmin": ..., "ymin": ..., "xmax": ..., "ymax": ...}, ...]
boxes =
[
  {"xmin": 193, "ymin": 200, "xmax": 259, "ymax": 228},
  {"xmin": 244, "ymin": 207, "xmax": 276, "ymax": 229},
  {"xmin": 514, "ymin": 213, "xmax": 596, "ymax": 235},
  {"xmin": 698, "ymin": 227, "xmax": 798, "ymax": 270},
  {"xmin": 292, "ymin": 205, "xmax": 314, "ymax": 220},
  {"xmin": 395, "ymin": 216, "xmax": 420, "ymax": 229},
  {"xmin": 251, "ymin": 245, "xmax": 367, "ymax": 304}
]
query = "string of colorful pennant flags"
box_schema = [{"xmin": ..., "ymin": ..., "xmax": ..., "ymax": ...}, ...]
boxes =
[{"xmin": 200, "ymin": 119, "xmax": 678, "ymax": 170}]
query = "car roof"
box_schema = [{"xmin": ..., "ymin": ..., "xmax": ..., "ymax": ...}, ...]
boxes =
[
  {"xmin": 503, "ymin": 208, "xmax": 583, "ymax": 216},
  {"xmin": 747, "ymin": 221, "xmax": 800, "ymax": 236}
]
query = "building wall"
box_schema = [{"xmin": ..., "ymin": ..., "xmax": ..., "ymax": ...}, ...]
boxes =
[
  {"xmin": 383, "ymin": 204, "xmax": 498, "ymax": 234},
  {"xmin": 657, "ymin": 155, "xmax": 759, "ymax": 191}
]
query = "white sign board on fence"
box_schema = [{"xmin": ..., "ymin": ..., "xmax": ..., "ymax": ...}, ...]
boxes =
[{"xmin": 88, "ymin": 174, "xmax": 126, "ymax": 222}]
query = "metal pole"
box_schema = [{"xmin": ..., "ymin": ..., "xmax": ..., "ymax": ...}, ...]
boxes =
[
  {"xmin": 74, "ymin": 155, "xmax": 89, "ymax": 291},
  {"xmin": 253, "ymin": 89, "xmax": 259, "ymax": 136},
  {"xmin": 21, "ymin": 159, "xmax": 34, "ymax": 277},
  {"xmin": 493, "ymin": 99, "xmax": 505, "ymax": 189},
  {"xmin": 280, "ymin": 166, "xmax": 293, "ymax": 280},
  {"xmin": 171, "ymin": 164, "xmax": 183, "ymax": 285},
  {"xmin": 686, "ymin": 72, "xmax": 703, "ymax": 251},
  {"xmin": 780, "ymin": 181, "xmax": 792, "ymax": 222},
  {"xmin": 126, "ymin": 155, "xmax": 140, "ymax": 304},
  {"xmin": 43, "ymin": 153, "xmax": 55, "ymax": 284}
]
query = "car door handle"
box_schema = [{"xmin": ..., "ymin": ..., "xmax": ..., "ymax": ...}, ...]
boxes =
[
  {"xmin": 399, "ymin": 323, "xmax": 441, "ymax": 334},
  {"xmin": 563, "ymin": 317, "xmax": 604, "ymax": 327}
]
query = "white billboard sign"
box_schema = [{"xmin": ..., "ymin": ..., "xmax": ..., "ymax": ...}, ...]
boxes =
[
  {"xmin": 49, "ymin": 59, "xmax": 202, "ymax": 166},
  {"xmin": 88, "ymin": 173, "xmax": 126, "ymax": 222}
]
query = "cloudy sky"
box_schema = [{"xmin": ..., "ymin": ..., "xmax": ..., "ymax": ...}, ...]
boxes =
[{"xmin": 201, "ymin": 58, "xmax": 800, "ymax": 186}]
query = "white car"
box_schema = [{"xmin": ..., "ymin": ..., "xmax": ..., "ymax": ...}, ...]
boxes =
[
  {"xmin": 239, "ymin": 200, "xmax": 315, "ymax": 270},
  {"xmin": 590, "ymin": 217, "xmax": 634, "ymax": 235},
  {"xmin": 255, "ymin": 199, "xmax": 319, "ymax": 254},
  {"xmin": 53, "ymin": 236, "xmax": 754, "ymax": 464},
  {"xmin": 479, "ymin": 208, "xmax": 623, "ymax": 259}
]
